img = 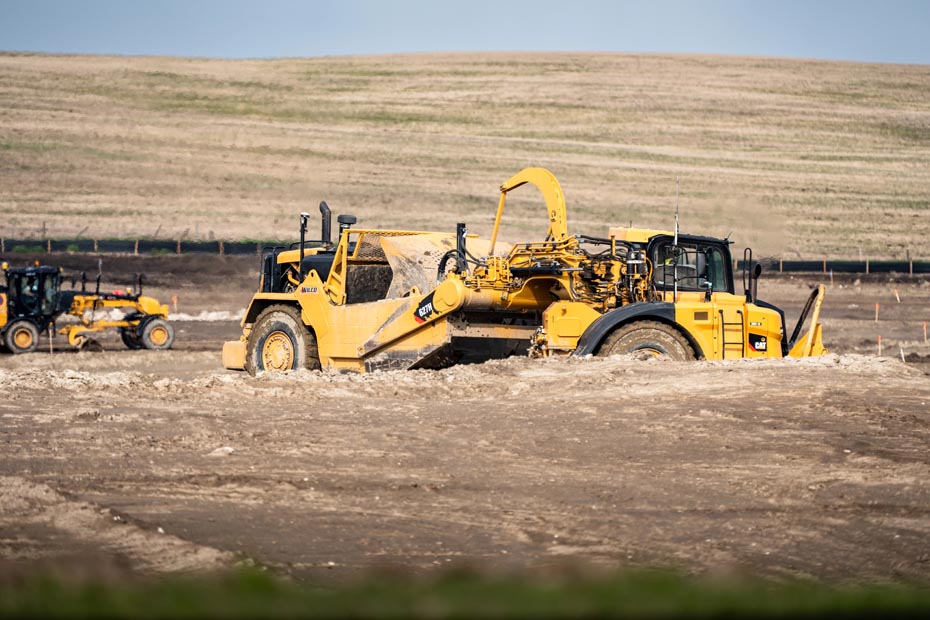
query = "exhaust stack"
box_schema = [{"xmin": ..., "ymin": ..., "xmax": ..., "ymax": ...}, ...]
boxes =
[
  {"xmin": 298, "ymin": 212, "xmax": 310, "ymax": 282},
  {"xmin": 319, "ymin": 201, "xmax": 332, "ymax": 248}
]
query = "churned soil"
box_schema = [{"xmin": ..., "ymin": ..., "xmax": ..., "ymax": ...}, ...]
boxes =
[{"xmin": 1, "ymin": 261, "xmax": 929, "ymax": 584}]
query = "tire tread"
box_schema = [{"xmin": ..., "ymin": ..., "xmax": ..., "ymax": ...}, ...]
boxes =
[{"xmin": 598, "ymin": 320, "xmax": 695, "ymax": 360}]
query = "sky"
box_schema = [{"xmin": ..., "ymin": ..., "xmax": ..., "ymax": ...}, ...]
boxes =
[{"xmin": 1, "ymin": 0, "xmax": 928, "ymax": 65}]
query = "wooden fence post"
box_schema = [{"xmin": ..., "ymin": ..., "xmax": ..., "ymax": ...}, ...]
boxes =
[
  {"xmin": 176, "ymin": 239, "xmax": 181, "ymax": 255},
  {"xmin": 219, "ymin": 240, "xmax": 225, "ymax": 256},
  {"xmin": 46, "ymin": 239, "xmax": 51, "ymax": 253},
  {"xmin": 866, "ymin": 259, "xmax": 870, "ymax": 274},
  {"xmin": 93, "ymin": 239, "xmax": 98, "ymax": 253},
  {"xmin": 134, "ymin": 240, "xmax": 139, "ymax": 256}
]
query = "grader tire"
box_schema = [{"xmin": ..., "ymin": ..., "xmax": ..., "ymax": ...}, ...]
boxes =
[
  {"xmin": 120, "ymin": 327, "xmax": 143, "ymax": 350},
  {"xmin": 140, "ymin": 318, "xmax": 175, "ymax": 350},
  {"xmin": 598, "ymin": 320, "xmax": 695, "ymax": 361},
  {"xmin": 4, "ymin": 320, "xmax": 40, "ymax": 354},
  {"xmin": 245, "ymin": 305, "xmax": 321, "ymax": 376}
]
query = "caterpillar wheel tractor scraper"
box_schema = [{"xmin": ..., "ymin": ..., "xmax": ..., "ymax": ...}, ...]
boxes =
[
  {"xmin": 223, "ymin": 167, "xmax": 826, "ymax": 375},
  {"xmin": 0, "ymin": 261, "xmax": 174, "ymax": 354}
]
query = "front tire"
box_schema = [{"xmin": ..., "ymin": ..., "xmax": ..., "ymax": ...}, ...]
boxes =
[
  {"xmin": 597, "ymin": 320, "xmax": 695, "ymax": 361},
  {"xmin": 140, "ymin": 318, "xmax": 175, "ymax": 350},
  {"xmin": 4, "ymin": 320, "xmax": 40, "ymax": 354},
  {"xmin": 245, "ymin": 305, "xmax": 321, "ymax": 376}
]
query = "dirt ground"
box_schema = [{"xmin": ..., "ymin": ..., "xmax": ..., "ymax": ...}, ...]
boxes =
[{"xmin": 1, "ymin": 256, "xmax": 930, "ymax": 584}]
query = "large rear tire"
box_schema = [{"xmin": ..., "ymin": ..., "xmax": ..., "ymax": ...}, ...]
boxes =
[
  {"xmin": 140, "ymin": 318, "xmax": 175, "ymax": 350},
  {"xmin": 245, "ymin": 305, "xmax": 320, "ymax": 376},
  {"xmin": 597, "ymin": 320, "xmax": 695, "ymax": 361},
  {"xmin": 4, "ymin": 320, "xmax": 40, "ymax": 355}
]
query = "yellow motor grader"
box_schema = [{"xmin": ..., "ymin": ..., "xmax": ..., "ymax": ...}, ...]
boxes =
[
  {"xmin": 223, "ymin": 167, "xmax": 826, "ymax": 374},
  {"xmin": 0, "ymin": 261, "xmax": 174, "ymax": 354}
]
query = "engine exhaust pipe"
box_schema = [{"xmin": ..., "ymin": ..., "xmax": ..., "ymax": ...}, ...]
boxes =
[
  {"xmin": 319, "ymin": 201, "xmax": 332, "ymax": 248},
  {"xmin": 751, "ymin": 262, "xmax": 762, "ymax": 303},
  {"xmin": 298, "ymin": 212, "xmax": 309, "ymax": 282}
]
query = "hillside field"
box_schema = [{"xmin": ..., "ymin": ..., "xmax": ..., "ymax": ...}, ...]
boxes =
[{"xmin": 1, "ymin": 51, "xmax": 929, "ymax": 258}]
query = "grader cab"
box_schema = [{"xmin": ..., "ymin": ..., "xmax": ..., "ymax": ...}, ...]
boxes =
[{"xmin": 223, "ymin": 168, "xmax": 826, "ymax": 375}]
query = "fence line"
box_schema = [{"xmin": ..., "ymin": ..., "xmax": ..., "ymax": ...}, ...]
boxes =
[
  {"xmin": 0, "ymin": 237, "xmax": 270, "ymax": 257},
  {"xmin": 1, "ymin": 237, "xmax": 928, "ymax": 275},
  {"xmin": 733, "ymin": 258, "xmax": 929, "ymax": 276}
]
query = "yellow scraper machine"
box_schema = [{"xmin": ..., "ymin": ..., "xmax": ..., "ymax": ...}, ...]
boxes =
[
  {"xmin": 0, "ymin": 262, "xmax": 174, "ymax": 354},
  {"xmin": 223, "ymin": 167, "xmax": 826, "ymax": 375}
]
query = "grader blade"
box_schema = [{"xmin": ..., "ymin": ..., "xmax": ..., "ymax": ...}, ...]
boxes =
[{"xmin": 78, "ymin": 337, "xmax": 104, "ymax": 352}]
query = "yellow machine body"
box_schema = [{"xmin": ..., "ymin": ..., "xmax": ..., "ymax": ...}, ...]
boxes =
[{"xmin": 224, "ymin": 168, "xmax": 827, "ymax": 374}]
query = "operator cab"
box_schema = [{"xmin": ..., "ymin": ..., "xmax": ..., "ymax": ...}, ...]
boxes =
[
  {"xmin": 3, "ymin": 265, "xmax": 61, "ymax": 320},
  {"xmin": 647, "ymin": 234, "xmax": 734, "ymax": 296}
]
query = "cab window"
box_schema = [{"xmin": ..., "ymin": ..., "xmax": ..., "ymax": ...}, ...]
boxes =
[{"xmin": 652, "ymin": 241, "xmax": 729, "ymax": 293}]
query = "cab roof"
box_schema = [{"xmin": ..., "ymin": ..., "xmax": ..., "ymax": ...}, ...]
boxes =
[
  {"xmin": 3, "ymin": 265, "xmax": 60, "ymax": 276},
  {"xmin": 608, "ymin": 227, "xmax": 730, "ymax": 246}
]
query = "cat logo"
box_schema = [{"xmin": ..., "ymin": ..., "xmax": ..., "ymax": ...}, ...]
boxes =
[{"xmin": 748, "ymin": 333, "xmax": 767, "ymax": 352}]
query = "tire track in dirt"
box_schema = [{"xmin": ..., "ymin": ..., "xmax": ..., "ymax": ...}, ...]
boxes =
[{"xmin": 0, "ymin": 475, "xmax": 236, "ymax": 574}]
